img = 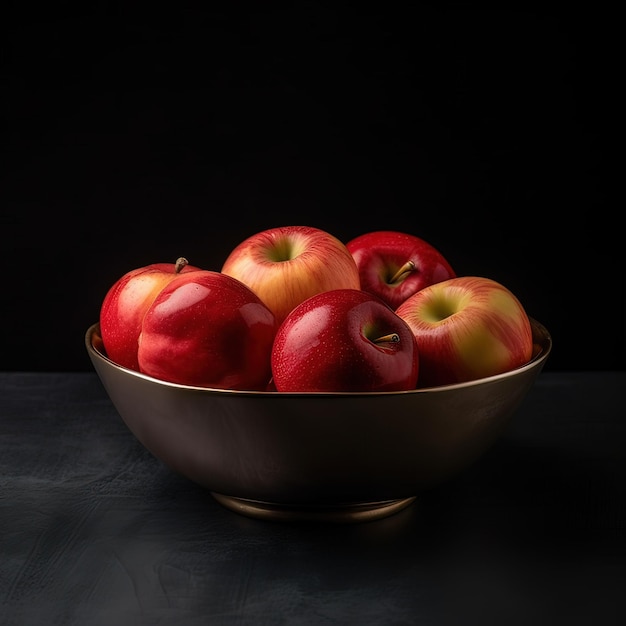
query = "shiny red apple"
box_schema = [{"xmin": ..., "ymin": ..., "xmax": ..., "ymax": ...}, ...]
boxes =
[
  {"xmin": 271, "ymin": 288, "xmax": 419, "ymax": 392},
  {"xmin": 395, "ymin": 276, "xmax": 534, "ymax": 387},
  {"xmin": 137, "ymin": 271, "xmax": 277, "ymax": 390},
  {"xmin": 99, "ymin": 257, "xmax": 203, "ymax": 371},
  {"xmin": 345, "ymin": 230, "xmax": 456, "ymax": 310},
  {"xmin": 221, "ymin": 225, "xmax": 361, "ymax": 326}
]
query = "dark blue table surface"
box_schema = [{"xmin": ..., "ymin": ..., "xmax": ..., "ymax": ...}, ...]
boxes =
[{"xmin": 1, "ymin": 371, "xmax": 625, "ymax": 626}]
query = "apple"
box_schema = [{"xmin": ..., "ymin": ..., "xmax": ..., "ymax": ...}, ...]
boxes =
[
  {"xmin": 99, "ymin": 257, "xmax": 204, "ymax": 371},
  {"xmin": 271, "ymin": 288, "xmax": 419, "ymax": 392},
  {"xmin": 345, "ymin": 230, "xmax": 456, "ymax": 310},
  {"xmin": 221, "ymin": 225, "xmax": 361, "ymax": 326},
  {"xmin": 137, "ymin": 270, "xmax": 277, "ymax": 390},
  {"xmin": 395, "ymin": 276, "xmax": 534, "ymax": 387}
]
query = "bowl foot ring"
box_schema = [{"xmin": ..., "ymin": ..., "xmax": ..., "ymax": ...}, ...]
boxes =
[{"xmin": 211, "ymin": 493, "xmax": 417, "ymax": 523}]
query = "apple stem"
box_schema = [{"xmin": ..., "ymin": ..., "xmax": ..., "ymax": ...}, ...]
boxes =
[
  {"xmin": 389, "ymin": 260, "xmax": 415, "ymax": 284},
  {"xmin": 373, "ymin": 333, "xmax": 400, "ymax": 344},
  {"xmin": 175, "ymin": 257, "xmax": 189, "ymax": 273}
]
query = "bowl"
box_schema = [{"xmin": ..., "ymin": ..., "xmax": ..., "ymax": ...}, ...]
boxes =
[{"xmin": 85, "ymin": 318, "xmax": 551, "ymax": 523}]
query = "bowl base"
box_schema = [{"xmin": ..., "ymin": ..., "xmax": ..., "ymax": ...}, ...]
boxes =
[{"xmin": 211, "ymin": 493, "xmax": 417, "ymax": 523}]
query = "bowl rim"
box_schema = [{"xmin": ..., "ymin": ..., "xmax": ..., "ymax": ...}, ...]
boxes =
[{"xmin": 85, "ymin": 318, "xmax": 552, "ymax": 398}]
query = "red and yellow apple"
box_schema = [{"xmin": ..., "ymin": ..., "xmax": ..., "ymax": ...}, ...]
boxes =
[
  {"xmin": 137, "ymin": 270, "xmax": 277, "ymax": 390},
  {"xmin": 221, "ymin": 225, "xmax": 361, "ymax": 326},
  {"xmin": 99, "ymin": 257, "xmax": 203, "ymax": 371},
  {"xmin": 395, "ymin": 276, "xmax": 534, "ymax": 387},
  {"xmin": 346, "ymin": 230, "xmax": 456, "ymax": 310},
  {"xmin": 271, "ymin": 288, "xmax": 419, "ymax": 392}
]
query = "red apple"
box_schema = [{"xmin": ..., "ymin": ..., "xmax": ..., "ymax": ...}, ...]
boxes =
[
  {"xmin": 271, "ymin": 288, "xmax": 419, "ymax": 392},
  {"xmin": 221, "ymin": 225, "xmax": 361, "ymax": 326},
  {"xmin": 395, "ymin": 276, "xmax": 534, "ymax": 387},
  {"xmin": 137, "ymin": 271, "xmax": 277, "ymax": 390},
  {"xmin": 99, "ymin": 257, "xmax": 203, "ymax": 371},
  {"xmin": 345, "ymin": 230, "xmax": 456, "ymax": 310}
]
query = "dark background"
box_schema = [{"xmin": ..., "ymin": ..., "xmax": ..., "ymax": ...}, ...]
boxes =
[{"xmin": 1, "ymin": 5, "xmax": 621, "ymax": 373}]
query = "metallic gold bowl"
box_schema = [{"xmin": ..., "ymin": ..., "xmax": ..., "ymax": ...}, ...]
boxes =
[{"xmin": 85, "ymin": 318, "xmax": 551, "ymax": 523}]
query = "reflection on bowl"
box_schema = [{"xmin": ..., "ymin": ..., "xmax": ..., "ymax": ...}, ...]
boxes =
[{"xmin": 85, "ymin": 318, "xmax": 551, "ymax": 523}]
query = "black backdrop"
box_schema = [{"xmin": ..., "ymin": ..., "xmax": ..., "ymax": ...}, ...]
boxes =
[{"xmin": 1, "ymin": 5, "xmax": 622, "ymax": 372}]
